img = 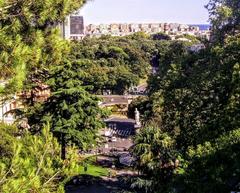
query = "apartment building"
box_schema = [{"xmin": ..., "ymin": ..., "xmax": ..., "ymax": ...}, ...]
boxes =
[
  {"xmin": 129, "ymin": 23, "xmax": 141, "ymax": 33},
  {"xmin": 119, "ymin": 24, "xmax": 130, "ymax": 33},
  {"xmin": 110, "ymin": 24, "xmax": 120, "ymax": 33},
  {"xmin": 85, "ymin": 22, "xmax": 208, "ymax": 39}
]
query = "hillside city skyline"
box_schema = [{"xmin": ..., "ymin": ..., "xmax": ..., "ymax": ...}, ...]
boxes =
[{"xmin": 61, "ymin": 14, "xmax": 210, "ymax": 40}]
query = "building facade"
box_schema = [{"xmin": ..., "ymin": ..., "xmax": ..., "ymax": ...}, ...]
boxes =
[{"xmin": 60, "ymin": 11, "xmax": 85, "ymax": 40}]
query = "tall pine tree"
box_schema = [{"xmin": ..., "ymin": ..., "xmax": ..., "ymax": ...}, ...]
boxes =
[{"xmin": 28, "ymin": 60, "xmax": 106, "ymax": 159}]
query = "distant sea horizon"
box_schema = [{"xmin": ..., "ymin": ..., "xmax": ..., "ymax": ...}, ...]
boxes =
[{"xmin": 190, "ymin": 24, "xmax": 211, "ymax": 31}]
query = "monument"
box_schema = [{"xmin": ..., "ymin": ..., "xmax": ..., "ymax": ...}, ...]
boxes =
[{"xmin": 134, "ymin": 108, "xmax": 141, "ymax": 128}]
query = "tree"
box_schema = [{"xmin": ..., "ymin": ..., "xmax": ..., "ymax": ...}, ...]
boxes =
[
  {"xmin": 132, "ymin": 1, "xmax": 240, "ymax": 192},
  {"xmin": 0, "ymin": 123, "xmax": 82, "ymax": 193},
  {"xmin": 28, "ymin": 61, "xmax": 106, "ymax": 159},
  {"xmin": 151, "ymin": 32, "xmax": 171, "ymax": 41},
  {"xmin": 69, "ymin": 34, "xmax": 158, "ymax": 94},
  {"xmin": 207, "ymin": 0, "xmax": 240, "ymax": 42},
  {"xmin": 127, "ymin": 96, "xmax": 152, "ymax": 120},
  {"xmin": 132, "ymin": 125, "xmax": 179, "ymax": 193},
  {"xmin": 175, "ymin": 34, "xmax": 201, "ymax": 44},
  {"xmin": 181, "ymin": 128, "xmax": 240, "ymax": 193},
  {"xmin": 0, "ymin": 0, "xmax": 87, "ymax": 93}
]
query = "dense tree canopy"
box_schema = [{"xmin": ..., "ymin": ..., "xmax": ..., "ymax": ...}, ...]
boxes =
[
  {"xmin": 70, "ymin": 34, "xmax": 154, "ymax": 94},
  {"xmin": 74, "ymin": 34, "xmax": 159, "ymax": 94},
  {"xmin": 131, "ymin": 0, "xmax": 240, "ymax": 192},
  {"xmin": 69, "ymin": 34, "xmax": 198, "ymax": 95}
]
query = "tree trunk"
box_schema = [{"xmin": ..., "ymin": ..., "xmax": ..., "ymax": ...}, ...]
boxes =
[
  {"xmin": 61, "ymin": 133, "xmax": 66, "ymax": 160},
  {"xmin": 30, "ymin": 89, "xmax": 34, "ymax": 106}
]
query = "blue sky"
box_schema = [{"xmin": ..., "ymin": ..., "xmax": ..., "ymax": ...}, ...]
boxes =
[{"xmin": 80, "ymin": 0, "xmax": 210, "ymax": 25}]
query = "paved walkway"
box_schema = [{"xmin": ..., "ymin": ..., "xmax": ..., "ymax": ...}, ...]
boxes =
[
  {"xmin": 66, "ymin": 183, "xmax": 120, "ymax": 193},
  {"xmin": 66, "ymin": 177, "xmax": 129, "ymax": 193},
  {"xmin": 65, "ymin": 169, "xmax": 138, "ymax": 193}
]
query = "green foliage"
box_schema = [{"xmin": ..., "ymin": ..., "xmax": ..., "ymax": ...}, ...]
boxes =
[
  {"xmin": 132, "ymin": 125, "xmax": 180, "ymax": 193},
  {"xmin": 0, "ymin": 0, "xmax": 87, "ymax": 93},
  {"xmin": 132, "ymin": 1, "xmax": 240, "ymax": 192},
  {"xmin": 0, "ymin": 124, "xmax": 18, "ymax": 162},
  {"xmin": 207, "ymin": 0, "xmax": 240, "ymax": 42},
  {"xmin": 128, "ymin": 96, "xmax": 152, "ymax": 120},
  {"xmin": 151, "ymin": 32, "xmax": 171, "ymax": 41},
  {"xmin": 70, "ymin": 34, "xmax": 169, "ymax": 94},
  {"xmin": 133, "ymin": 126, "xmax": 175, "ymax": 168},
  {"xmin": 1, "ymin": 0, "xmax": 239, "ymax": 192},
  {"xmin": 28, "ymin": 60, "xmax": 106, "ymax": 159},
  {"xmin": 0, "ymin": 123, "xmax": 82, "ymax": 193},
  {"xmin": 157, "ymin": 34, "xmax": 239, "ymax": 148},
  {"xmin": 181, "ymin": 128, "xmax": 240, "ymax": 193},
  {"xmin": 148, "ymin": 41, "xmax": 190, "ymax": 94},
  {"xmin": 175, "ymin": 34, "xmax": 201, "ymax": 44}
]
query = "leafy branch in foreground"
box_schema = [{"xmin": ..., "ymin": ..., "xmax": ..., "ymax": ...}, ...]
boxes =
[{"xmin": 0, "ymin": 123, "xmax": 82, "ymax": 193}]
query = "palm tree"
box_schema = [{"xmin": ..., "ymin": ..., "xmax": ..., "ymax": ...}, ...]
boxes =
[{"xmin": 131, "ymin": 125, "xmax": 177, "ymax": 193}]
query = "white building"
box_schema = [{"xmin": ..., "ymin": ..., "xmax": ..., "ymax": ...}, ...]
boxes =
[
  {"xmin": 129, "ymin": 23, "xmax": 141, "ymax": 32},
  {"xmin": 0, "ymin": 95, "xmax": 18, "ymax": 124}
]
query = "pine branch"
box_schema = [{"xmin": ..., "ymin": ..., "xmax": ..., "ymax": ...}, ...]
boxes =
[
  {"xmin": 42, "ymin": 170, "xmax": 61, "ymax": 187},
  {"xmin": 0, "ymin": 1, "xmax": 19, "ymax": 13}
]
